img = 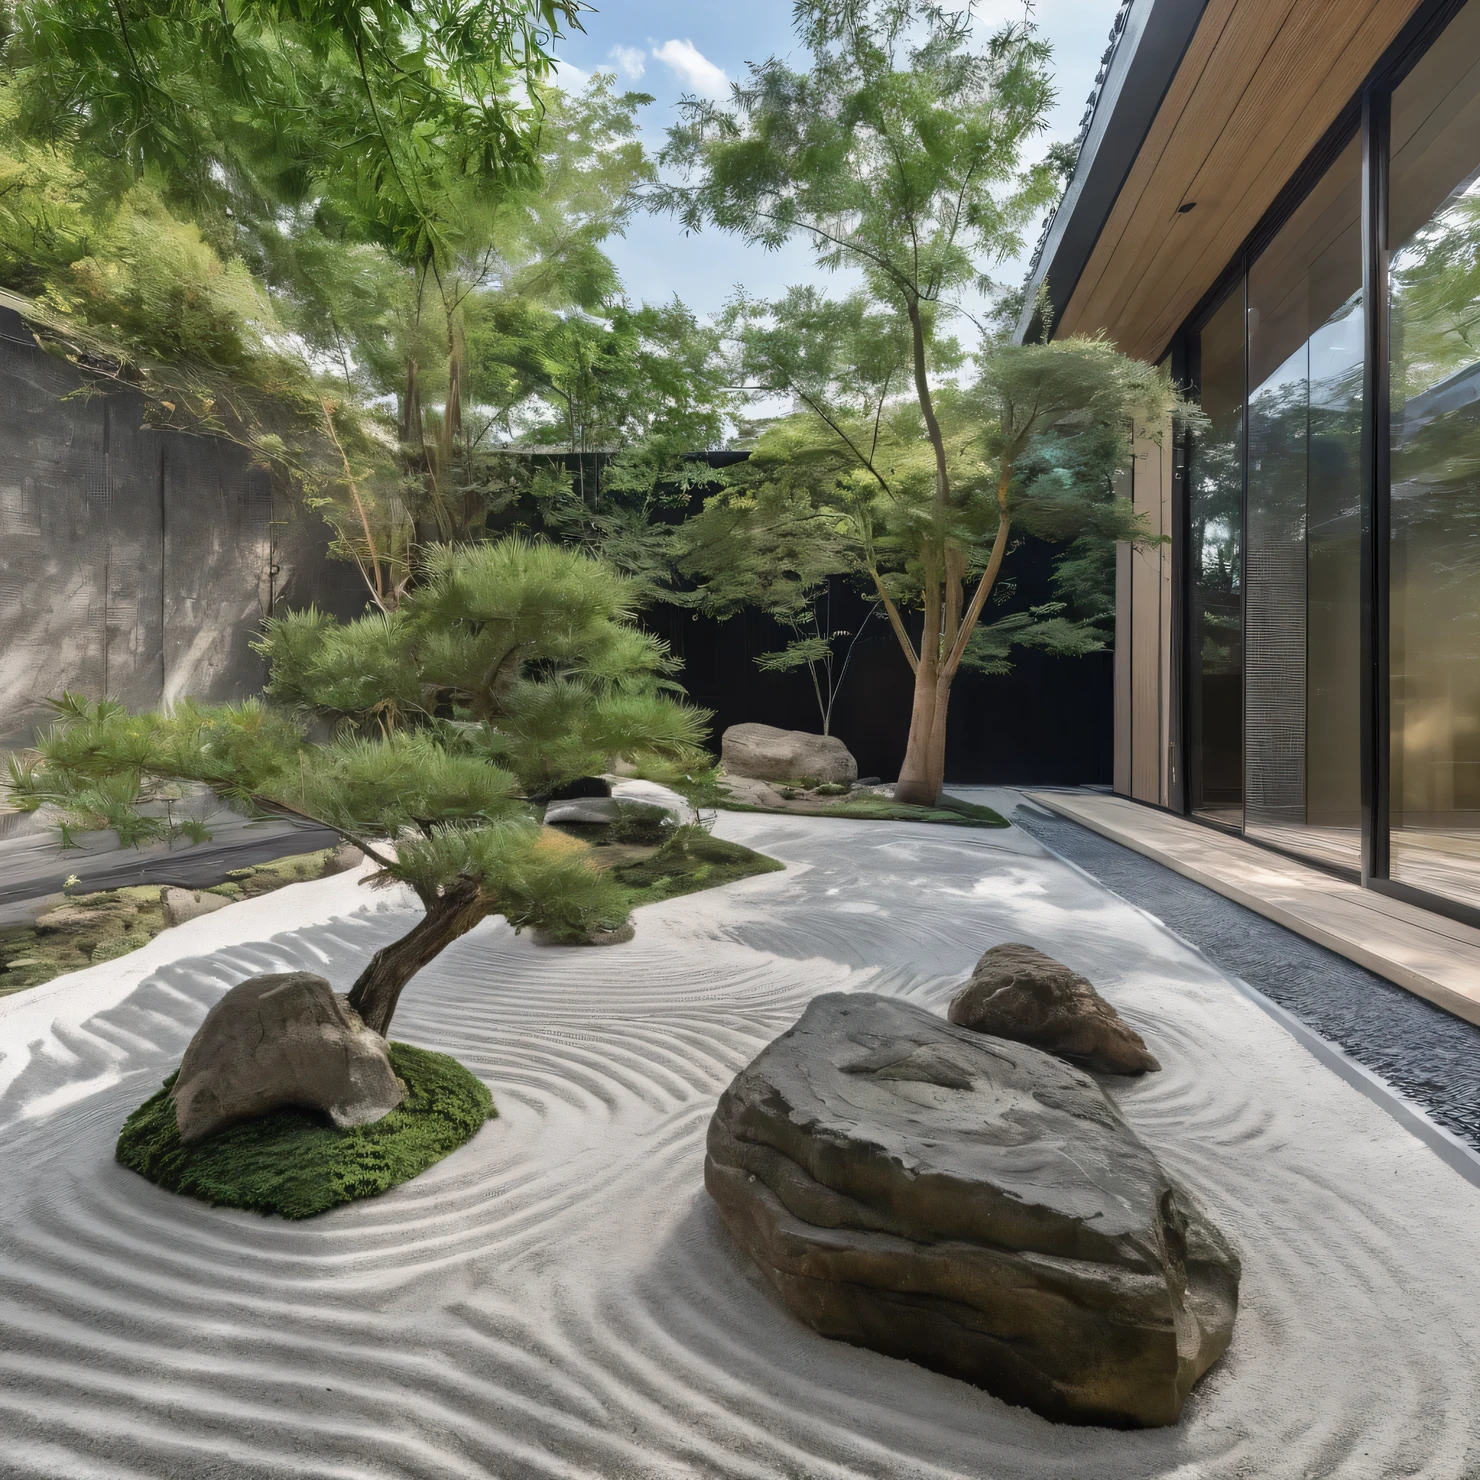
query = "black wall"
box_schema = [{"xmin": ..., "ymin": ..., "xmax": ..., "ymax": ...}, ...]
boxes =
[{"xmin": 648, "ymin": 537, "xmax": 1113, "ymax": 787}]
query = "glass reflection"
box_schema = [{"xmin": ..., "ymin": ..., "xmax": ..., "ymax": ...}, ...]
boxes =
[
  {"xmin": 1189, "ymin": 288, "xmax": 1244, "ymax": 826},
  {"xmin": 1244, "ymin": 134, "xmax": 1364, "ymax": 869},
  {"xmin": 1388, "ymin": 0, "xmax": 1480, "ymax": 909}
]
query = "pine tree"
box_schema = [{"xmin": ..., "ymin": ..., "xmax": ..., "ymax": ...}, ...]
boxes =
[{"xmin": 6, "ymin": 539, "xmax": 709, "ymax": 1036}]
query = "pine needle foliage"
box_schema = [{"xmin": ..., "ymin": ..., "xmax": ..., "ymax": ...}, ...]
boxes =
[{"xmin": 6, "ymin": 539, "xmax": 709, "ymax": 1035}]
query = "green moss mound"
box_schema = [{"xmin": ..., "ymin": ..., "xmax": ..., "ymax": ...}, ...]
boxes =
[
  {"xmin": 115, "ymin": 1042, "xmax": 494, "ymax": 1218},
  {"xmin": 612, "ymin": 826, "xmax": 785, "ymax": 902},
  {"xmin": 717, "ymin": 792, "xmax": 1009, "ymax": 828},
  {"xmin": 818, "ymin": 795, "xmax": 1009, "ymax": 827}
]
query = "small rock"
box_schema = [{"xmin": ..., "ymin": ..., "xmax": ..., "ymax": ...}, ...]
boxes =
[
  {"xmin": 717, "ymin": 775, "xmax": 788, "ymax": 809},
  {"xmin": 171, "ymin": 971, "xmax": 404, "ymax": 1143},
  {"xmin": 322, "ymin": 842, "xmax": 365, "ymax": 876},
  {"xmin": 609, "ymin": 778, "xmax": 696, "ymax": 825},
  {"xmin": 160, "ymin": 888, "xmax": 232, "ymax": 929},
  {"xmin": 544, "ymin": 797, "xmax": 623, "ymax": 825},
  {"xmin": 706, "ymin": 994, "xmax": 1236, "ymax": 1427},
  {"xmin": 854, "ymin": 776, "xmax": 882, "ymax": 787},
  {"xmin": 948, "ymin": 942, "xmax": 1160, "ymax": 1075},
  {"xmin": 721, "ymin": 723, "xmax": 858, "ymax": 787},
  {"xmin": 34, "ymin": 901, "xmax": 133, "ymax": 936}
]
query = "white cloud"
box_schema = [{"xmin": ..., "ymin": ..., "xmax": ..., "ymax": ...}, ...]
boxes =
[
  {"xmin": 652, "ymin": 38, "xmax": 729, "ymax": 99},
  {"xmin": 552, "ymin": 57, "xmax": 590, "ymax": 89},
  {"xmin": 608, "ymin": 44, "xmax": 646, "ymax": 81}
]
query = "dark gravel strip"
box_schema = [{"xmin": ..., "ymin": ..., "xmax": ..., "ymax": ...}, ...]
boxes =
[{"xmin": 1012, "ymin": 805, "xmax": 1480, "ymax": 1152}]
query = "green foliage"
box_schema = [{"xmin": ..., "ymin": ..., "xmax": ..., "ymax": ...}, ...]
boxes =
[
  {"xmin": 10, "ymin": 542, "xmax": 709, "ymax": 1027},
  {"xmin": 115, "ymin": 1043, "xmax": 494, "ymax": 1218},
  {"xmin": 652, "ymin": 0, "xmax": 1192, "ymax": 797},
  {"xmin": 8, "ymin": 0, "xmax": 583, "ymax": 258},
  {"xmin": 657, "ymin": 2, "xmax": 1057, "ymax": 311},
  {"xmin": 681, "ymin": 332, "xmax": 1190, "ymax": 678},
  {"xmin": 609, "ymin": 825, "xmax": 785, "ymax": 901},
  {"xmin": 723, "ymin": 792, "xmax": 1009, "ymax": 827}
]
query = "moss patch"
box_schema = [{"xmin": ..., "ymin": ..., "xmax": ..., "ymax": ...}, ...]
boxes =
[
  {"xmin": 611, "ymin": 826, "xmax": 785, "ymax": 904},
  {"xmin": 719, "ymin": 792, "xmax": 1009, "ymax": 828},
  {"xmin": 533, "ymin": 824, "xmax": 784, "ymax": 944},
  {"xmin": 115, "ymin": 1042, "xmax": 492, "ymax": 1218},
  {"xmin": 0, "ymin": 847, "xmax": 348, "ymax": 997}
]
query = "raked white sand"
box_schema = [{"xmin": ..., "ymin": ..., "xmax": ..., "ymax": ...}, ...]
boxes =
[{"xmin": 1, "ymin": 810, "xmax": 1478, "ymax": 1480}]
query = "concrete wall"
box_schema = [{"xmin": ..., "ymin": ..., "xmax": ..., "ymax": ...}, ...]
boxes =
[{"xmin": 0, "ymin": 306, "xmax": 365, "ymax": 750}]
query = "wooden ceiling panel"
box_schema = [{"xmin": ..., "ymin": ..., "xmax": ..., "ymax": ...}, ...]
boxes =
[
  {"xmin": 1098, "ymin": 0, "xmax": 1394, "ymax": 354},
  {"xmin": 1055, "ymin": 0, "xmax": 1425, "ymax": 362}
]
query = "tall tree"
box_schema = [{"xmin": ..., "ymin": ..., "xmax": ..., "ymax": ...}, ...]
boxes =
[{"xmin": 658, "ymin": 1, "xmax": 1175, "ymax": 801}]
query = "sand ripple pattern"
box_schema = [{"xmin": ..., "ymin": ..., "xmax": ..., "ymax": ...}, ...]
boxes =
[{"xmin": 2, "ymin": 813, "xmax": 1479, "ymax": 1479}]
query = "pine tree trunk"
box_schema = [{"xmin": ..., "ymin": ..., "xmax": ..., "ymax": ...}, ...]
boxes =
[{"xmin": 346, "ymin": 879, "xmax": 487, "ymax": 1038}]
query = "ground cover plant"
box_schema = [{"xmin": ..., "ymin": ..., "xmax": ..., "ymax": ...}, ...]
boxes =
[
  {"xmin": 0, "ymin": 848, "xmax": 351, "ymax": 995},
  {"xmin": 719, "ymin": 791, "xmax": 1008, "ymax": 828},
  {"xmin": 116, "ymin": 1043, "xmax": 493, "ymax": 1218},
  {"xmin": 593, "ymin": 823, "xmax": 785, "ymax": 902}
]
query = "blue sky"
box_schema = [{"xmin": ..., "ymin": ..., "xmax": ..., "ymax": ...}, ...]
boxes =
[{"xmin": 552, "ymin": 1, "xmax": 1119, "ymax": 320}]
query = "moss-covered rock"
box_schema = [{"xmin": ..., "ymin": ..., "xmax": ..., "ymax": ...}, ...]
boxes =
[
  {"xmin": 115, "ymin": 1042, "xmax": 493, "ymax": 1218},
  {"xmin": 611, "ymin": 826, "xmax": 784, "ymax": 901}
]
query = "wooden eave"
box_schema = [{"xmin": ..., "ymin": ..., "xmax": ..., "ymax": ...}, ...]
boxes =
[{"xmin": 1055, "ymin": 0, "xmax": 1426, "ymax": 362}]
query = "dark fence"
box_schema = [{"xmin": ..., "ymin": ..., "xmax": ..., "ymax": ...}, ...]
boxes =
[
  {"xmin": 0, "ymin": 337, "xmax": 1111, "ymax": 784},
  {"xmin": 650, "ymin": 540, "xmax": 1114, "ymax": 787},
  {"xmin": 0, "ymin": 305, "xmax": 365, "ymax": 750}
]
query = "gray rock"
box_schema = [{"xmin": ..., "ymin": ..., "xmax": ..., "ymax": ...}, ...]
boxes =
[
  {"xmin": 544, "ymin": 797, "xmax": 623, "ymax": 825},
  {"xmin": 171, "ymin": 972, "xmax": 404, "ymax": 1143},
  {"xmin": 160, "ymin": 887, "xmax": 232, "ymax": 928},
  {"xmin": 949, "ymin": 942, "xmax": 1161, "ymax": 1075},
  {"xmin": 717, "ymin": 774, "xmax": 788, "ymax": 810},
  {"xmin": 705, "ymin": 993, "xmax": 1238, "ymax": 1428},
  {"xmin": 721, "ymin": 723, "xmax": 858, "ymax": 787},
  {"xmin": 322, "ymin": 841, "xmax": 366, "ymax": 875},
  {"xmin": 609, "ymin": 778, "xmax": 696, "ymax": 825}
]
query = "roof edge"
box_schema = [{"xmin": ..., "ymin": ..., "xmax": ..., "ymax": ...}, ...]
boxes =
[{"xmin": 1014, "ymin": 0, "xmax": 1212, "ymax": 344}]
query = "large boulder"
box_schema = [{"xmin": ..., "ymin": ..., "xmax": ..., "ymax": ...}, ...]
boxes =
[
  {"xmin": 721, "ymin": 723, "xmax": 858, "ymax": 787},
  {"xmin": 706, "ymin": 994, "xmax": 1238, "ymax": 1428},
  {"xmin": 948, "ymin": 942, "xmax": 1161, "ymax": 1075},
  {"xmin": 171, "ymin": 972, "xmax": 404, "ymax": 1143}
]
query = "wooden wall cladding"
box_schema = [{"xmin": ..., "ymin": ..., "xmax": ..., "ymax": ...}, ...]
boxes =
[
  {"xmin": 1116, "ymin": 418, "xmax": 1176, "ymax": 806},
  {"xmin": 1059, "ymin": 0, "xmax": 1423, "ymax": 361}
]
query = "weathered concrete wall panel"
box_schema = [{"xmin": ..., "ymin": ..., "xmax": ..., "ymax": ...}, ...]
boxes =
[{"xmin": 0, "ymin": 307, "xmax": 364, "ymax": 749}]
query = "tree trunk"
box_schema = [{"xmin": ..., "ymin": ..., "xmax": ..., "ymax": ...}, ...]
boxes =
[
  {"xmin": 346, "ymin": 879, "xmax": 487, "ymax": 1037},
  {"xmin": 894, "ymin": 656, "xmax": 946, "ymax": 805}
]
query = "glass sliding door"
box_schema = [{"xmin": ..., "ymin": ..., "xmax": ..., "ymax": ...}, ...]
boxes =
[
  {"xmin": 1387, "ymin": 0, "xmax": 1480, "ymax": 910},
  {"xmin": 1243, "ymin": 135, "xmax": 1364, "ymax": 869},
  {"xmin": 1188, "ymin": 287, "xmax": 1244, "ymax": 826}
]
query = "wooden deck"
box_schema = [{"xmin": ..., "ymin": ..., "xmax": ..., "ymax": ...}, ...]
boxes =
[{"xmin": 1024, "ymin": 790, "xmax": 1480, "ymax": 1028}]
